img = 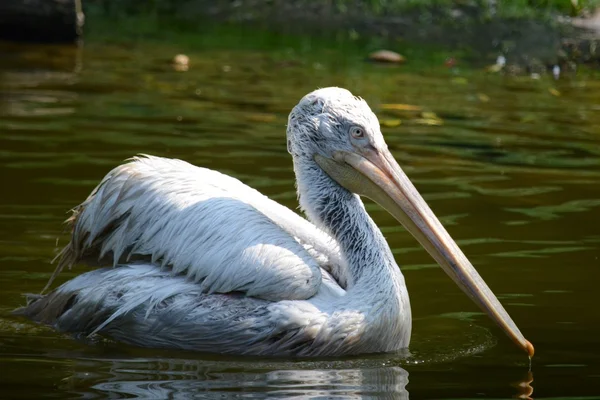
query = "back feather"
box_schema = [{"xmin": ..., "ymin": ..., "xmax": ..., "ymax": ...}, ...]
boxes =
[{"xmin": 46, "ymin": 155, "xmax": 347, "ymax": 301}]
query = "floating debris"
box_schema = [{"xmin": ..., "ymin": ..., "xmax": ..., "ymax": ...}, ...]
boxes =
[
  {"xmin": 368, "ymin": 50, "xmax": 405, "ymax": 64},
  {"xmin": 173, "ymin": 54, "xmax": 189, "ymax": 72},
  {"xmin": 486, "ymin": 55, "xmax": 506, "ymax": 73},
  {"xmin": 496, "ymin": 55, "xmax": 507, "ymax": 67},
  {"xmin": 552, "ymin": 65, "xmax": 561, "ymax": 80}
]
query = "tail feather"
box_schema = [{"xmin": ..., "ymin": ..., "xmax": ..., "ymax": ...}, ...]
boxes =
[
  {"xmin": 14, "ymin": 265, "xmax": 280, "ymax": 355},
  {"xmin": 42, "ymin": 200, "xmax": 86, "ymax": 293},
  {"xmin": 14, "ymin": 290, "xmax": 79, "ymax": 327},
  {"xmin": 17, "ymin": 266, "xmax": 161, "ymax": 335},
  {"xmin": 42, "ymin": 165, "xmax": 135, "ymax": 293}
]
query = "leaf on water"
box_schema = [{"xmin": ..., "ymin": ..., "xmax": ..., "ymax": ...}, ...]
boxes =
[
  {"xmin": 485, "ymin": 63, "xmax": 504, "ymax": 73},
  {"xmin": 477, "ymin": 93, "xmax": 490, "ymax": 102},
  {"xmin": 451, "ymin": 77, "xmax": 468, "ymax": 85},
  {"xmin": 421, "ymin": 111, "xmax": 439, "ymax": 119},
  {"xmin": 414, "ymin": 118, "xmax": 444, "ymax": 126},
  {"xmin": 549, "ymin": 88, "xmax": 561, "ymax": 96},
  {"xmin": 414, "ymin": 111, "xmax": 443, "ymax": 126},
  {"xmin": 381, "ymin": 118, "xmax": 401, "ymax": 127},
  {"xmin": 380, "ymin": 103, "xmax": 422, "ymax": 111}
]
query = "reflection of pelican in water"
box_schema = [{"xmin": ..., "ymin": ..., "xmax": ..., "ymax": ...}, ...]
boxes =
[
  {"xmin": 63, "ymin": 356, "xmax": 410, "ymax": 399},
  {"xmin": 17, "ymin": 87, "xmax": 533, "ymax": 357},
  {"xmin": 52, "ymin": 353, "xmax": 535, "ymax": 399}
]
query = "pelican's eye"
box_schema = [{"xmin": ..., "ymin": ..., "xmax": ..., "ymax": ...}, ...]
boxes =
[{"xmin": 350, "ymin": 126, "xmax": 365, "ymax": 139}]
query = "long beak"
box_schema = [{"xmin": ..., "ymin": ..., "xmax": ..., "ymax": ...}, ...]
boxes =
[{"xmin": 315, "ymin": 147, "xmax": 534, "ymax": 357}]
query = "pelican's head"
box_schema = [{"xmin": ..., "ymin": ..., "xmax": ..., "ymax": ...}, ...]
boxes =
[
  {"xmin": 287, "ymin": 87, "xmax": 384, "ymax": 160},
  {"xmin": 287, "ymin": 87, "xmax": 534, "ymax": 358}
]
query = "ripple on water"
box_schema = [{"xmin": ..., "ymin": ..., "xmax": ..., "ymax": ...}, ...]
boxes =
[{"xmin": 0, "ymin": 317, "xmax": 493, "ymax": 399}]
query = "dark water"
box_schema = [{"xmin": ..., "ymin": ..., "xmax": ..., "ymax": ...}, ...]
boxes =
[{"xmin": 0, "ymin": 34, "xmax": 599, "ymax": 399}]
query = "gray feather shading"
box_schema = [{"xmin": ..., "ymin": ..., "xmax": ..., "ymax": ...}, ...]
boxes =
[{"xmin": 17, "ymin": 264, "xmax": 349, "ymax": 356}]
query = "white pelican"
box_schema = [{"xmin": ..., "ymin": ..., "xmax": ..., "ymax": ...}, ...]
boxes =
[{"xmin": 17, "ymin": 87, "xmax": 534, "ymax": 358}]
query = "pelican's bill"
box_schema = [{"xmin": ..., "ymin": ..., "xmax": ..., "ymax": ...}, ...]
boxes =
[{"xmin": 315, "ymin": 149, "xmax": 534, "ymax": 357}]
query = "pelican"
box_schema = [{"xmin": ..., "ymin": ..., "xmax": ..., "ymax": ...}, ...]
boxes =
[{"xmin": 17, "ymin": 87, "xmax": 534, "ymax": 358}]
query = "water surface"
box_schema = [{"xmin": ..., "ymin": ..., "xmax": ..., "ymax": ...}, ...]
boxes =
[{"xmin": 0, "ymin": 34, "xmax": 599, "ymax": 399}]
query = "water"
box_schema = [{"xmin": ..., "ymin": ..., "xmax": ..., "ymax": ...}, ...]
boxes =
[{"xmin": 0, "ymin": 32, "xmax": 599, "ymax": 399}]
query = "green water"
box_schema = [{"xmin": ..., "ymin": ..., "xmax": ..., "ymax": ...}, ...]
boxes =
[{"xmin": 0, "ymin": 30, "xmax": 599, "ymax": 399}]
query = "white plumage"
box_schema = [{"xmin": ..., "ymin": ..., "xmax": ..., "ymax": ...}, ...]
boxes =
[
  {"xmin": 62, "ymin": 155, "xmax": 345, "ymax": 301},
  {"xmin": 17, "ymin": 87, "xmax": 532, "ymax": 358}
]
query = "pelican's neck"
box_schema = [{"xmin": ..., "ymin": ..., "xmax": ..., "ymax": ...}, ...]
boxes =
[
  {"xmin": 294, "ymin": 157, "xmax": 402, "ymax": 288},
  {"xmin": 294, "ymin": 156, "xmax": 412, "ymax": 352}
]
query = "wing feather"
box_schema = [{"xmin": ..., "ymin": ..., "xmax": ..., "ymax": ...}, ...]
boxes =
[{"xmin": 47, "ymin": 155, "xmax": 346, "ymax": 301}]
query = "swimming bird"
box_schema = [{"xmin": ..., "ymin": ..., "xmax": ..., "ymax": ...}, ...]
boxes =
[{"xmin": 17, "ymin": 87, "xmax": 533, "ymax": 357}]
